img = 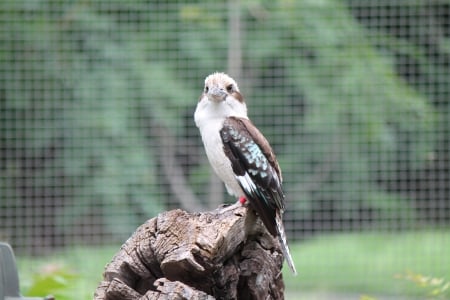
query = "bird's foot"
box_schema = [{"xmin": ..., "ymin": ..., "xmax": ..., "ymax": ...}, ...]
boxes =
[{"xmin": 238, "ymin": 197, "xmax": 247, "ymax": 205}]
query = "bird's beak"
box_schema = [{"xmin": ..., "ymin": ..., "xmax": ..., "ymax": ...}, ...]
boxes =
[{"xmin": 207, "ymin": 87, "xmax": 228, "ymax": 102}]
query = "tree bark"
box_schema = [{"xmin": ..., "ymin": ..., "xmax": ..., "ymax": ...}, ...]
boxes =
[{"xmin": 94, "ymin": 204, "xmax": 286, "ymax": 300}]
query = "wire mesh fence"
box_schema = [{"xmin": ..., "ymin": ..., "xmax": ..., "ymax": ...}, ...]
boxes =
[{"xmin": 0, "ymin": 0, "xmax": 449, "ymax": 297}]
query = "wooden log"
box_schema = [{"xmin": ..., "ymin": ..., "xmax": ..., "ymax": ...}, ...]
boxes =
[{"xmin": 94, "ymin": 204, "xmax": 285, "ymax": 300}]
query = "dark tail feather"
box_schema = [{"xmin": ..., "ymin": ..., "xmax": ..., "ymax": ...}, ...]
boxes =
[{"xmin": 275, "ymin": 211, "xmax": 297, "ymax": 275}]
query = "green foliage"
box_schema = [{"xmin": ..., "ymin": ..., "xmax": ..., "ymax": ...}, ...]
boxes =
[
  {"xmin": 15, "ymin": 233, "xmax": 450, "ymax": 300},
  {"xmin": 359, "ymin": 295, "xmax": 377, "ymax": 300},
  {"xmin": 284, "ymin": 231, "xmax": 450, "ymax": 298},
  {"xmin": 19, "ymin": 246, "xmax": 117, "ymax": 299},
  {"xmin": 395, "ymin": 271, "xmax": 450, "ymax": 299},
  {"xmin": 242, "ymin": 0, "xmax": 436, "ymax": 223},
  {"xmin": 1, "ymin": 0, "xmax": 448, "ymax": 245},
  {"xmin": 23, "ymin": 263, "xmax": 78, "ymax": 300}
]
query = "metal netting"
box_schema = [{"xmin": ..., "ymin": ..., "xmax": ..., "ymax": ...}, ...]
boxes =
[{"xmin": 0, "ymin": 0, "xmax": 449, "ymax": 297}]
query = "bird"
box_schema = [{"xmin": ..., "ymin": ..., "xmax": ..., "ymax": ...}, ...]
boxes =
[{"xmin": 194, "ymin": 72, "xmax": 297, "ymax": 275}]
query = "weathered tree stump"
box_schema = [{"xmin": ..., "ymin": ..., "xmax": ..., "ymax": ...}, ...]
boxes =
[{"xmin": 94, "ymin": 204, "xmax": 285, "ymax": 300}]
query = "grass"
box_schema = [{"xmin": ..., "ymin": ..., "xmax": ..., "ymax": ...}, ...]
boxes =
[
  {"xmin": 16, "ymin": 230, "xmax": 450, "ymax": 299},
  {"xmin": 283, "ymin": 230, "xmax": 450, "ymax": 299},
  {"xmin": 18, "ymin": 246, "xmax": 117, "ymax": 299}
]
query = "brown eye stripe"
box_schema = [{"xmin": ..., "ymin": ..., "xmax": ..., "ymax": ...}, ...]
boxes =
[{"xmin": 231, "ymin": 91, "xmax": 244, "ymax": 103}]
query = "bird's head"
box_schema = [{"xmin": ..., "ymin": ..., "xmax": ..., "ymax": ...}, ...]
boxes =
[
  {"xmin": 203, "ymin": 72, "xmax": 243, "ymax": 103},
  {"xmin": 196, "ymin": 72, "xmax": 248, "ymax": 120}
]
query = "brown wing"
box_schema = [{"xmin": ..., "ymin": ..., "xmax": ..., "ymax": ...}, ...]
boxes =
[
  {"xmin": 238, "ymin": 118, "xmax": 283, "ymax": 183},
  {"xmin": 220, "ymin": 116, "xmax": 285, "ymax": 236}
]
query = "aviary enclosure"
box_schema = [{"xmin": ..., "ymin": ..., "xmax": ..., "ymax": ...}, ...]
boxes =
[{"xmin": 1, "ymin": 0, "xmax": 449, "ymax": 299}]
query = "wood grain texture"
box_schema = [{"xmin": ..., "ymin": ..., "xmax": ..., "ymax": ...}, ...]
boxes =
[{"xmin": 94, "ymin": 204, "xmax": 286, "ymax": 300}]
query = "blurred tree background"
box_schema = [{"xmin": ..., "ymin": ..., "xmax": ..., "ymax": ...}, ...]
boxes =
[{"xmin": 0, "ymin": 0, "xmax": 449, "ymax": 255}]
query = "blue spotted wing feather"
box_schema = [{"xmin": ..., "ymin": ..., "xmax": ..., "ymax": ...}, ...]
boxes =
[{"xmin": 220, "ymin": 116, "xmax": 285, "ymax": 237}]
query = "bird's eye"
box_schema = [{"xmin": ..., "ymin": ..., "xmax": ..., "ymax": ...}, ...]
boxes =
[
  {"xmin": 226, "ymin": 84, "xmax": 233, "ymax": 92},
  {"xmin": 204, "ymin": 86, "xmax": 209, "ymax": 93}
]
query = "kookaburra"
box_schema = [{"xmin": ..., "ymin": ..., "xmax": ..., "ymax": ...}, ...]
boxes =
[{"xmin": 194, "ymin": 72, "xmax": 297, "ymax": 275}]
